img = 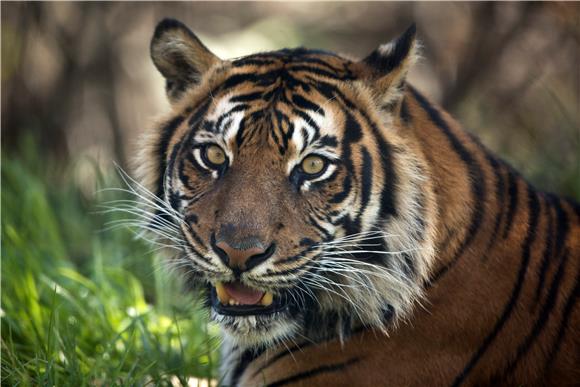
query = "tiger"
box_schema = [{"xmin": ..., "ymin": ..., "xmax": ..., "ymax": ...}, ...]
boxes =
[{"xmin": 135, "ymin": 18, "xmax": 580, "ymax": 386}]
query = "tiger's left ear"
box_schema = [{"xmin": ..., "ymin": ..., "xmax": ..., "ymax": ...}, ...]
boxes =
[{"xmin": 358, "ymin": 24, "xmax": 419, "ymax": 109}]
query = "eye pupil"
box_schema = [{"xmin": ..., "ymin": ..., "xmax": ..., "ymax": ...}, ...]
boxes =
[
  {"xmin": 206, "ymin": 145, "xmax": 226, "ymax": 166},
  {"xmin": 301, "ymin": 155, "xmax": 325, "ymax": 175}
]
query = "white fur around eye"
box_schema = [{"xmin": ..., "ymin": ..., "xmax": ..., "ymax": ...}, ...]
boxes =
[
  {"xmin": 192, "ymin": 148, "xmax": 208, "ymax": 169},
  {"xmin": 300, "ymin": 163, "xmax": 336, "ymax": 192}
]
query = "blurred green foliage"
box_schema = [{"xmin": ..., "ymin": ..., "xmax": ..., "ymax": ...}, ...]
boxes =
[{"xmin": 1, "ymin": 138, "xmax": 219, "ymax": 386}]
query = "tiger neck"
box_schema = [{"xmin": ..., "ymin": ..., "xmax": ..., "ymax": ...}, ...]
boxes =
[{"xmin": 401, "ymin": 86, "xmax": 503, "ymax": 283}]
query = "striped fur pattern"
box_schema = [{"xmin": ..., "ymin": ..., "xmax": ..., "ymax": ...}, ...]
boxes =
[{"xmin": 132, "ymin": 19, "xmax": 579, "ymax": 386}]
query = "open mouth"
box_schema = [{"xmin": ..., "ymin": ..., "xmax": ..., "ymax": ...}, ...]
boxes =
[{"xmin": 210, "ymin": 281, "xmax": 288, "ymax": 316}]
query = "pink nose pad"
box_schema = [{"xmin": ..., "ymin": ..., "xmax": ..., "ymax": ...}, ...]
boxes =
[{"xmin": 215, "ymin": 240, "xmax": 267, "ymax": 270}]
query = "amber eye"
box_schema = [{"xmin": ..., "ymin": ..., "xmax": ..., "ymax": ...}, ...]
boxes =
[
  {"xmin": 301, "ymin": 155, "xmax": 326, "ymax": 176},
  {"xmin": 204, "ymin": 144, "xmax": 227, "ymax": 167}
]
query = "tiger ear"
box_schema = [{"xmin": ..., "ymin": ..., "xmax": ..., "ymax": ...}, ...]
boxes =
[
  {"xmin": 150, "ymin": 18, "xmax": 221, "ymax": 102},
  {"xmin": 359, "ymin": 24, "xmax": 419, "ymax": 109}
]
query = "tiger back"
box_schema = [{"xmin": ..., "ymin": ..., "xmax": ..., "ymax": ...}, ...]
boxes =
[{"xmin": 136, "ymin": 19, "xmax": 580, "ymax": 386}]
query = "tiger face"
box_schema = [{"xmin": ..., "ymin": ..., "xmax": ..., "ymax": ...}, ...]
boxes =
[{"xmin": 139, "ymin": 19, "xmax": 438, "ymax": 348}]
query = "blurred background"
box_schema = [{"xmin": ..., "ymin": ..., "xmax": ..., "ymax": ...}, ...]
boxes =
[
  {"xmin": 2, "ymin": 2, "xmax": 579, "ymax": 195},
  {"xmin": 2, "ymin": 2, "xmax": 579, "ymax": 385}
]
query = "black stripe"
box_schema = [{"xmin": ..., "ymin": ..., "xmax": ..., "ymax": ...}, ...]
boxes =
[
  {"xmin": 493, "ymin": 247, "xmax": 570, "ymax": 382},
  {"xmin": 358, "ymin": 147, "xmax": 373, "ymax": 219},
  {"xmin": 352, "ymin": 106, "xmax": 398, "ymax": 221},
  {"xmin": 292, "ymin": 56, "xmax": 343, "ymax": 73},
  {"xmin": 221, "ymin": 72, "xmax": 265, "ymax": 90},
  {"xmin": 270, "ymin": 111, "xmax": 286, "ymax": 153},
  {"xmin": 550, "ymin": 195, "xmax": 570, "ymax": 264},
  {"xmin": 211, "ymin": 103, "xmax": 248, "ymax": 136},
  {"xmin": 187, "ymin": 99, "xmax": 212, "ymax": 128},
  {"xmin": 184, "ymin": 213, "xmax": 198, "ymax": 225},
  {"xmin": 293, "ymin": 109, "xmax": 321, "ymax": 136},
  {"xmin": 292, "ymin": 94, "xmax": 324, "ymax": 115},
  {"xmin": 502, "ymin": 168, "xmax": 519, "ymax": 238},
  {"xmin": 164, "ymin": 143, "xmax": 182, "ymax": 200},
  {"xmin": 182, "ymin": 222, "xmax": 206, "ymax": 251},
  {"xmin": 232, "ymin": 57, "xmax": 277, "ymax": 67},
  {"xmin": 329, "ymin": 175, "xmax": 351, "ymax": 204},
  {"xmin": 168, "ymin": 188, "xmax": 182, "ymax": 212},
  {"xmin": 265, "ymin": 251, "xmax": 322, "ymax": 278},
  {"xmin": 481, "ymin": 155, "xmax": 506, "ymax": 261},
  {"xmin": 533, "ymin": 195, "xmax": 555, "ymax": 306},
  {"xmin": 451, "ymin": 185, "xmax": 540, "ymax": 387},
  {"xmin": 544, "ymin": 266, "xmax": 579, "ymax": 371},
  {"xmin": 299, "ymin": 128, "xmax": 310, "ymax": 152},
  {"xmin": 183, "ymin": 239, "xmax": 214, "ymax": 268},
  {"xmin": 533, "ymin": 195, "xmax": 570, "ymax": 307},
  {"xmin": 265, "ymin": 357, "xmax": 360, "ymax": 387},
  {"xmin": 155, "ymin": 115, "xmax": 184, "ymax": 199},
  {"xmin": 305, "ymin": 76, "xmax": 355, "ymax": 109},
  {"xmin": 264, "ymin": 265, "xmax": 307, "ymax": 278},
  {"xmin": 332, "ymin": 111, "xmax": 361, "ymax": 210},
  {"xmin": 251, "ymin": 342, "xmax": 316, "ymax": 379},
  {"xmin": 308, "ymin": 214, "xmax": 332, "ymax": 239},
  {"xmin": 275, "ymin": 243, "xmax": 320, "ymax": 265},
  {"xmin": 224, "ymin": 70, "xmax": 278, "ymax": 90},
  {"xmin": 343, "ymin": 111, "xmax": 362, "ymax": 151},
  {"xmin": 282, "ymin": 118, "xmax": 295, "ymax": 154},
  {"xmin": 287, "ymin": 65, "xmax": 352, "ymax": 81},
  {"xmin": 231, "ymin": 348, "xmax": 265, "ymax": 386},
  {"xmin": 360, "ymin": 234, "xmax": 391, "ymax": 265},
  {"xmin": 400, "ymin": 97, "xmax": 412, "ymax": 124},
  {"xmin": 235, "ymin": 117, "xmax": 247, "ymax": 149},
  {"xmin": 410, "ymin": 87, "xmax": 486, "ymax": 284},
  {"xmin": 370, "ymin": 123, "xmax": 397, "ymax": 220},
  {"xmin": 230, "ymin": 91, "xmax": 264, "ymax": 103},
  {"xmin": 319, "ymin": 135, "xmax": 338, "ymax": 148}
]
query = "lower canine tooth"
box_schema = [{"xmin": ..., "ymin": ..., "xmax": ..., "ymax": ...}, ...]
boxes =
[{"xmin": 261, "ymin": 292, "xmax": 273, "ymax": 306}]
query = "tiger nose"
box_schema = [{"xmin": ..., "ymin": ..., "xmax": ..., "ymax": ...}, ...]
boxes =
[{"xmin": 213, "ymin": 238, "xmax": 276, "ymax": 272}]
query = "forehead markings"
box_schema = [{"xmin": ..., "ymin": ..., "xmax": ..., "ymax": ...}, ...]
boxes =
[
  {"xmin": 192, "ymin": 94, "xmax": 248, "ymax": 159},
  {"xmin": 195, "ymin": 54, "xmax": 349, "ymax": 160}
]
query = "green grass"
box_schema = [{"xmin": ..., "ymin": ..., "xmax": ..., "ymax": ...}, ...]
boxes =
[{"xmin": 1, "ymin": 140, "xmax": 220, "ymax": 386}]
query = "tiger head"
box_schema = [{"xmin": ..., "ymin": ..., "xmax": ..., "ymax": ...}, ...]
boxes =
[{"xmin": 137, "ymin": 19, "xmax": 438, "ymax": 348}]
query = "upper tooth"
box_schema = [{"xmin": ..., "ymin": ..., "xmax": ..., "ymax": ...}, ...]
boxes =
[
  {"xmin": 215, "ymin": 282, "xmax": 231, "ymax": 305},
  {"xmin": 261, "ymin": 292, "xmax": 273, "ymax": 306}
]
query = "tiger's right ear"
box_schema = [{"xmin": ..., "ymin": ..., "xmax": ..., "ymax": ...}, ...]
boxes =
[{"xmin": 150, "ymin": 19, "xmax": 221, "ymax": 102}]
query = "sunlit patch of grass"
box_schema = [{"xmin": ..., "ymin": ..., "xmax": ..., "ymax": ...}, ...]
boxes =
[{"xmin": 1, "ymin": 140, "xmax": 219, "ymax": 386}]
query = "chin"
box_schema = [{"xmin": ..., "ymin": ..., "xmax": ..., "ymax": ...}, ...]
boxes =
[{"xmin": 207, "ymin": 281, "xmax": 301, "ymax": 348}]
